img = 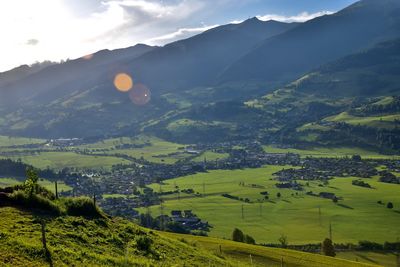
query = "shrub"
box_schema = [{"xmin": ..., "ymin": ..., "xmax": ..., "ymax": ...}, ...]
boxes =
[
  {"xmin": 244, "ymin": 234, "xmax": 256, "ymax": 245},
  {"xmin": 63, "ymin": 197, "xmax": 104, "ymax": 218},
  {"xmin": 9, "ymin": 190, "xmax": 61, "ymax": 215},
  {"xmin": 387, "ymin": 202, "xmax": 394, "ymax": 209},
  {"xmin": 232, "ymin": 228, "xmax": 244, "ymax": 242},
  {"xmin": 322, "ymin": 238, "xmax": 336, "ymax": 257},
  {"xmin": 136, "ymin": 235, "xmax": 152, "ymax": 253},
  {"xmin": 278, "ymin": 234, "xmax": 288, "ymax": 248}
]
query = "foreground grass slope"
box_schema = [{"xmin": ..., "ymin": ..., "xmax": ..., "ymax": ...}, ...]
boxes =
[
  {"xmin": 162, "ymin": 232, "xmax": 379, "ymax": 267},
  {"xmin": 0, "ymin": 207, "xmax": 376, "ymax": 267},
  {"xmin": 0, "ymin": 207, "xmax": 229, "ymax": 267}
]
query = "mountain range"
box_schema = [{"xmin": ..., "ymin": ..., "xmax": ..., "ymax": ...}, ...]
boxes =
[{"xmin": 0, "ymin": 0, "xmax": 399, "ymax": 151}]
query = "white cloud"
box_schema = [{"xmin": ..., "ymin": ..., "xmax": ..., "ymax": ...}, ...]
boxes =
[
  {"xmin": 147, "ymin": 25, "xmax": 219, "ymax": 43},
  {"xmin": 257, "ymin": 11, "xmax": 334, "ymax": 23},
  {"xmin": 0, "ymin": 0, "xmax": 336, "ymax": 72}
]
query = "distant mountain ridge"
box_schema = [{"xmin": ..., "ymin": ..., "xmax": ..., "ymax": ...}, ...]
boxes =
[
  {"xmin": 0, "ymin": 0, "xmax": 399, "ymax": 143},
  {"xmin": 220, "ymin": 0, "xmax": 400, "ymax": 85}
]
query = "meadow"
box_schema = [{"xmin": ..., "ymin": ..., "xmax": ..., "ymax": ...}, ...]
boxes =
[
  {"xmin": 262, "ymin": 145, "xmax": 400, "ymax": 159},
  {"xmin": 0, "ymin": 135, "xmax": 45, "ymax": 147},
  {"xmin": 0, "ymin": 177, "xmax": 72, "ymax": 193},
  {"xmin": 141, "ymin": 165, "xmax": 400, "ymax": 245},
  {"xmin": 3, "ymin": 151, "xmax": 131, "ymax": 170}
]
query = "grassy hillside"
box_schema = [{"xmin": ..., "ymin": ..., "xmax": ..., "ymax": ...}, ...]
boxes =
[
  {"xmin": 141, "ymin": 165, "xmax": 400, "ymax": 244},
  {"xmin": 162, "ymin": 232, "xmax": 380, "ymax": 267},
  {"xmin": 0, "ymin": 207, "xmax": 229, "ymax": 266},
  {"xmin": 0, "ymin": 206, "xmax": 378, "ymax": 267}
]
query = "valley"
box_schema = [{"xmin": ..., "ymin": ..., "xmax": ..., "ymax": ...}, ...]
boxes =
[{"xmin": 1, "ymin": 0, "xmax": 400, "ymax": 266}]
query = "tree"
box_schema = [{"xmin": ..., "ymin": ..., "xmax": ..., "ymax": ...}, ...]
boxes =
[
  {"xmin": 232, "ymin": 228, "xmax": 244, "ymax": 242},
  {"xmin": 322, "ymin": 238, "xmax": 336, "ymax": 257},
  {"xmin": 387, "ymin": 202, "xmax": 394, "ymax": 209},
  {"xmin": 277, "ymin": 192, "xmax": 281, "ymax": 198},
  {"xmin": 244, "ymin": 234, "xmax": 256, "ymax": 245},
  {"xmin": 24, "ymin": 169, "xmax": 39, "ymax": 196},
  {"xmin": 278, "ymin": 234, "xmax": 288, "ymax": 248},
  {"xmin": 332, "ymin": 197, "xmax": 338, "ymax": 204}
]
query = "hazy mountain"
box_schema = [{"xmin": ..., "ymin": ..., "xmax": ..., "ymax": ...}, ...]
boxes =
[
  {"xmin": 0, "ymin": 44, "xmax": 156, "ymax": 107},
  {"xmin": 0, "ymin": 0, "xmax": 399, "ymax": 141},
  {"xmin": 220, "ymin": 0, "xmax": 400, "ymax": 85},
  {"xmin": 290, "ymin": 38, "xmax": 400, "ymax": 97},
  {"xmin": 0, "ymin": 61, "xmax": 55, "ymax": 88},
  {"xmin": 126, "ymin": 19, "xmax": 299, "ymax": 91}
]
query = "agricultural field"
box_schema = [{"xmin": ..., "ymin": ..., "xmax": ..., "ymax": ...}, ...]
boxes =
[
  {"xmin": 3, "ymin": 152, "xmax": 131, "ymax": 170},
  {"xmin": 324, "ymin": 112, "xmax": 400, "ymax": 129},
  {"xmin": 263, "ymin": 145, "xmax": 400, "ymax": 159},
  {"xmin": 0, "ymin": 177, "xmax": 72, "ymax": 193},
  {"xmin": 337, "ymin": 251, "xmax": 399, "ymax": 267},
  {"xmin": 0, "ymin": 135, "xmax": 45, "ymax": 147},
  {"xmin": 79, "ymin": 135, "xmax": 189, "ymax": 164},
  {"xmin": 191, "ymin": 150, "xmax": 230, "ymax": 162},
  {"xmin": 141, "ymin": 165, "xmax": 400, "ymax": 245}
]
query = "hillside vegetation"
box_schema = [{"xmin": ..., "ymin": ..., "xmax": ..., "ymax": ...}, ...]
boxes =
[{"xmin": 0, "ymin": 176, "xmax": 377, "ymax": 267}]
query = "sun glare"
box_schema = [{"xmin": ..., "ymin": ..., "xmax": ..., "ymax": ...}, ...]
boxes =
[
  {"xmin": 113, "ymin": 73, "xmax": 133, "ymax": 92},
  {"xmin": 129, "ymin": 84, "xmax": 151, "ymax": 105}
]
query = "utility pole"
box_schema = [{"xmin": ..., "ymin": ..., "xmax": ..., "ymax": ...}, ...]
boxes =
[
  {"xmin": 146, "ymin": 206, "xmax": 151, "ymax": 228},
  {"xmin": 241, "ymin": 204, "xmax": 244, "ymax": 220},
  {"xmin": 160, "ymin": 202, "xmax": 164, "ymax": 231},
  {"xmin": 396, "ymin": 237, "xmax": 400, "ymax": 267},
  {"xmin": 54, "ymin": 181, "xmax": 58, "ymax": 199}
]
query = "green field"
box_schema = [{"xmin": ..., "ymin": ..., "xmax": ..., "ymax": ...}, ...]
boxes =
[
  {"xmin": 141, "ymin": 165, "xmax": 400, "ymax": 245},
  {"xmin": 80, "ymin": 135, "xmax": 189, "ymax": 164},
  {"xmin": 0, "ymin": 135, "xmax": 45, "ymax": 147},
  {"xmin": 0, "ymin": 177, "xmax": 72, "ymax": 193},
  {"xmin": 192, "ymin": 151, "xmax": 229, "ymax": 162},
  {"xmin": 325, "ymin": 112, "xmax": 400, "ymax": 129},
  {"xmin": 337, "ymin": 251, "xmax": 399, "ymax": 267},
  {"xmin": 4, "ymin": 152, "xmax": 131, "ymax": 170},
  {"xmin": 263, "ymin": 145, "xmax": 399, "ymax": 159}
]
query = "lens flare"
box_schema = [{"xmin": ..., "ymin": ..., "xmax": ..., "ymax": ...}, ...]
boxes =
[
  {"xmin": 129, "ymin": 84, "xmax": 151, "ymax": 106},
  {"xmin": 114, "ymin": 73, "xmax": 133, "ymax": 92}
]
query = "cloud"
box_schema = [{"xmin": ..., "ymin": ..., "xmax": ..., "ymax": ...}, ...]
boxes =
[
  {"xmin": 26, "ymin": 39, "xmax": 39, "ymax": 46},
  {"xmin": 257, "ymin": 11, "xmax": 334, "ymax": 23},
  {"xmin": 147, "ymin": 24, "xmax": 219, "ymax": 43},
  {"xmin": 0, "ymin": 0, "xmax": 338, "ymax": 72}
]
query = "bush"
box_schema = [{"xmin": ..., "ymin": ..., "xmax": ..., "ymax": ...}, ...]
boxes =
[
  {"xmin": 387, "ymin": 202, "xmax": 394, "ymax": 209},
  {"xmin": 9, "ymin": 190, "xmax": 61, "ymax": 215},
  {"xmin": 63, "ymin": 197, "xmax": 104, "ymax": 218},
  {"xmin": 322, "ymin": 238, "xmax": 336, "ymax": 257},
  {"xmin": 232, "ymin": 228, "xmax": 244, "ymax": 242},
  {"xmin": 244, "ymin": 234, "xmax": 256, "ymax": 245},
  {"xmin": 136, "ymin": 235, "xmax": 152, "ymax": 253}
]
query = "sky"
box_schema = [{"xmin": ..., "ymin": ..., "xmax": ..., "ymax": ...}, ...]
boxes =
[{"xmin": 0, "ymin": 0, "xmax": 358, "ymax": 72}]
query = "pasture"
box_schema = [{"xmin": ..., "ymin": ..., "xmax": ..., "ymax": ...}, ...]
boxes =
[
  {"xmin": 141, "ymin": 165, "xmax": 400, "ymax": 245},
  {"xmin": 263, "ymin": 145, "xmax": 400, "ymax": 159},
  {"xmin": 3, "ymin": 152, "xmax": 131, "ymax": 170},
  {"xmin": 0, "ymin": 177, "xmax": 72, "ymax": 193}
]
